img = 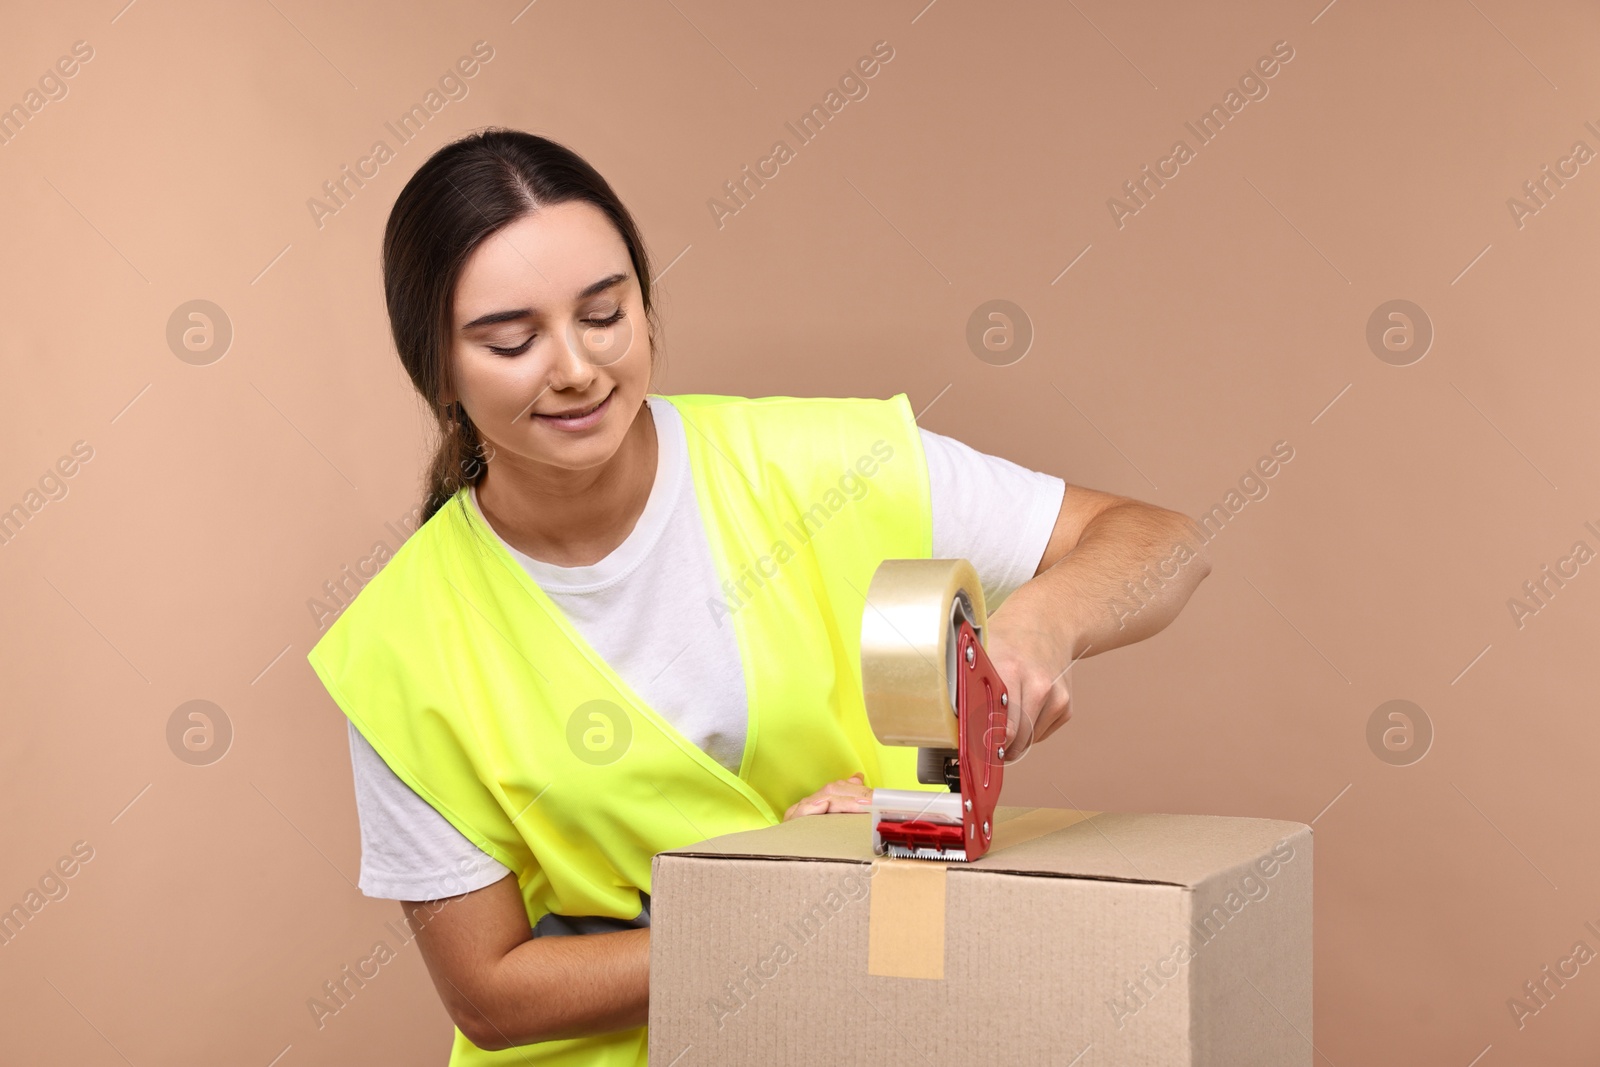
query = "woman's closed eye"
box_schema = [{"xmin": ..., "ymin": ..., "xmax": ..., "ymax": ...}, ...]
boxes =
[
  {"xmin": 583, "ymin": 306, "xmax": 626, "ymax": 330},
  {"xmin": 487, "ymin": 335, "xmax": 536, "ymax": 357},
  {"xmin": 486, "ymin": 308, "xmax": 625, "ymax": 357}
]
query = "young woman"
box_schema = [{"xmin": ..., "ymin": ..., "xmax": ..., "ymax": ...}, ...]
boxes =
[{"xmin": 307, "ymin": 128, "xmax": 1210, "ymax": 1066}]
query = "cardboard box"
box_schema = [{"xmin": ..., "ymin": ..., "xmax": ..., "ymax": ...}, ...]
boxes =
[{"xmin": 649, "ymin": 806, "xmax": 1311, "ymax": 1065}]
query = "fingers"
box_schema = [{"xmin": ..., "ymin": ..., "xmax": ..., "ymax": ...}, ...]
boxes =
[
  {"xmin": 1034, "ymin": 684, "xmax": 1072, "ymax": 741},
  {"xmin": 803, "ymin": 796, "xmax": 868, "ymax": 817},
  {"xmin": 783, "ymin": 774, "xmax": 871, "ymax": 820},
  {"xmin": 1003, "ymin": 688, "xmax": 1020, "ymax": 746},
  {"xmin": 1003, "ymin": 693, "xmax": 1038, "ymax": 762},
  {"xmin": 814, "ymin": 776, "xmax": 870, "ymax": 809},
  {"xmin": 818, "ymin": 774, "xmax": 866, "ymax": 797},
  {"xmin": 1000, "ymin": 675, "xmax": 1076, "ymax": 763},
  {"xmin": 786, "ymin": 796, "xmax": 860, "ymax": 820},
  {"xmin": 1034, "ymin": 694, "xmax": 1072, "ymax": 743}
]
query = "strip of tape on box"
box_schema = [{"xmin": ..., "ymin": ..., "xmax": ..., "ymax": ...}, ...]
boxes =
[{"xmin": 866, "ymin": 858, "xmax": 948, "ymax": 979}]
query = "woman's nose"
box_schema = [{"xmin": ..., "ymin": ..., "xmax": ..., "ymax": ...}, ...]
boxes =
[{"xmin": 545, "ymin": 321, "xmax": 602, "ymax": 389}]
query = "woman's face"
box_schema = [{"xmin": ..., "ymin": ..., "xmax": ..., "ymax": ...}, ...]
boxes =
[{"xmin": 447, "ymin": 200, "xmax": 651, "ymax": 475}]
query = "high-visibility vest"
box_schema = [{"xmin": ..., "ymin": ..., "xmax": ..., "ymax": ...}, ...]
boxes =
[{"xmin": 307, "ymin": 392, "xmax": 936, "ymax": 1065}]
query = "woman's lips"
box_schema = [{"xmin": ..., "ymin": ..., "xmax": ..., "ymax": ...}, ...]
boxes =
[{"xmin": 533, "ymin": 389, "xmax": 613, "ymax": 431}]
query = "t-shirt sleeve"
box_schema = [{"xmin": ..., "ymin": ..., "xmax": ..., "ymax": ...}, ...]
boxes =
[
  {"xmin": 920, "ymin": 427, "xmax": 1065, "ymax": 609},
  {"xmin": 346, "ymin": 719, "xmax": 514, "ymax": 901}
]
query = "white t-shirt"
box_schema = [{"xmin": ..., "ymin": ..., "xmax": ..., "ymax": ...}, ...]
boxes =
[{"xmin": 347, "ymin": 396, "xmax": 1065, "ymax": 903}]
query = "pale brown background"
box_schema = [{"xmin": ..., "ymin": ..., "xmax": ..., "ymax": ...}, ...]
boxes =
[{"xmin": 2, "ymin": 0, "xmax": 1595, "ymax": 1063}]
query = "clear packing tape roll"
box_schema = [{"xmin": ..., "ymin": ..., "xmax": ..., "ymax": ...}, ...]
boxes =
[{"xmin": 860, "ymin": 558, "xmax": 988, "ymax": 751}]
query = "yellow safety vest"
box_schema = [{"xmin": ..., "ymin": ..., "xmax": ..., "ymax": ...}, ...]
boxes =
[{"xmin": 307, "ymin": 392, "xmax": 935, "ymax": 1065}]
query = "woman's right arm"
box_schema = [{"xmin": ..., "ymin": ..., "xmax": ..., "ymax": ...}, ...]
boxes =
[{"xmin": 402, "ymin": 874, "xmax": 650, "ymax": 1051}]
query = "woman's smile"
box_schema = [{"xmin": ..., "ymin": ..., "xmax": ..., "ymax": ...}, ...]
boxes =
[{"xmin": 533, "ymin": 386, "xmax": 614, "ymax": 432}]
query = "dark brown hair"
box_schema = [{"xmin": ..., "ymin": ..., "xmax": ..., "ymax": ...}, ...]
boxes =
[{"xmin": 381, "ymin": 128, "xmax": 658, "ymax": 522}]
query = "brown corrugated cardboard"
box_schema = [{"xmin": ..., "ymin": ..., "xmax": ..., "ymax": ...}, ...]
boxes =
[{"xmin": 649, "ymin": 805, "xmax": 1312, "ymax": 1065}]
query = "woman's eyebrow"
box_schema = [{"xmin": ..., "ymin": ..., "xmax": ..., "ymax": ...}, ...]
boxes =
[{"xmin": 459, "ymin": 272, "xmax": 629, "ymax": 331}]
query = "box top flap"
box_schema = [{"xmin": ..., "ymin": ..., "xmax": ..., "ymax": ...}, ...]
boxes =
[{"xmin": 657, "ymin": 806, "xmax": 1310, "ymax": 887}]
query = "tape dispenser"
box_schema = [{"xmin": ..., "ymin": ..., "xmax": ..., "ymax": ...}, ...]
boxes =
[{"xmin": 861, "ymin": 559, "xmax": 1010, "ymax": 861}]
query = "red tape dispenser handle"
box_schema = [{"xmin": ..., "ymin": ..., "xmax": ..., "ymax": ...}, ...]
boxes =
[{"xmin": 955, "ymin": 618, "xmax": 1006, "ymax": 861}]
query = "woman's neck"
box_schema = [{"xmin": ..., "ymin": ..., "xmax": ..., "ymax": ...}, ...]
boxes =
[{"xmin": 473, "ymin": 399, "xmax": 658, "ymax": 567}]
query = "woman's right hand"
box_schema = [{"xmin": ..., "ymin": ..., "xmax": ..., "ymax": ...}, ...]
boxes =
[{"xmin": 783, "ymin": 772, "xmax": 871, "ymax": 820}]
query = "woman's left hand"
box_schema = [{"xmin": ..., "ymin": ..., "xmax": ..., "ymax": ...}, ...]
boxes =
[
  {"xmin": 783, "ymin": 773, "xmax": 871, "ymax": 820},
  {"xmin": 983, "ymin": 610, "xmax": 1074, "ymax": 764}
]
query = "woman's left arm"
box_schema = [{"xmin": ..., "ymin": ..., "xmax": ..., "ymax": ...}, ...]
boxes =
[{"xmin": 985, "ymin": 485, "xmax": 1212, "ymax": 761}]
